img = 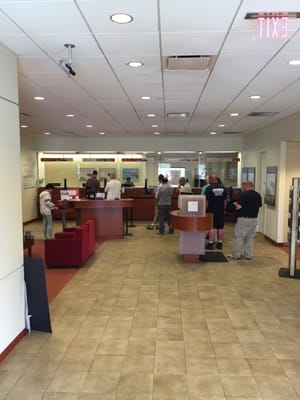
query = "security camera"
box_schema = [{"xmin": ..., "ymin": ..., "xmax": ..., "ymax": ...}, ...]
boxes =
[
  {"xmin": 65, "ymin": 63, "xmax": 76, "ymax": 76},
  {"xmin": 59, "ymin": 60, "xmax": 76, "ymax": 77}
]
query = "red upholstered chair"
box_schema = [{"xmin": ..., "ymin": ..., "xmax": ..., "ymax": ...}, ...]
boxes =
[
  {"xmin": 62, "ymin": 219, "xmax": 95, "ymax": 256},
  {"xmin": 44, "ymin": 224, "xmax": 90, "ymax": 267},
  {"xmin": 84, "ymin": 219, "xmax": 95, "ymax": 255}
]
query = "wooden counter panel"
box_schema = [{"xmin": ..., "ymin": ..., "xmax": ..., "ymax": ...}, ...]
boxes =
[
  {"xmin": 171, "ymin": 211, "xmax": 213, "ymax": 231},
  {"xmin": 68, "ymin": 199, "xmax": 133, "ymax": 240}
]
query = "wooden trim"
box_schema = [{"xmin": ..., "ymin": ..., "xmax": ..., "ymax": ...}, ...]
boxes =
[{"xmin": 0, "ymin": 329, "xmax": 27, "ymax": 362}]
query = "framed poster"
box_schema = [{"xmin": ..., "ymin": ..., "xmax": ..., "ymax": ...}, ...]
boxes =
[
  {"xmin": 122, "ymin": 168, "xmax": 139, "ymax": 182},
  {"xmin": 99, "ymin": 168, "xmax": 116, "ymax": 179},
  {"xmin": 265, "ymin": 166, "xmax": 277, "ymax": 207},
  {"xmin": 241, "ymin": 167, "xmax": 255, "ymax": 186}
]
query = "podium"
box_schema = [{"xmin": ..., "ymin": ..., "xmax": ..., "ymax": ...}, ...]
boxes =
[{"xmin": 171, "ymin": 211, "xmax": 213, "ymax": 262}]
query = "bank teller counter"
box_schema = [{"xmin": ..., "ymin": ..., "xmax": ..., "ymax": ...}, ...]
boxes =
[{"xmin": 122, "ymin": 187, "xmax": 201, "ymax": 220}]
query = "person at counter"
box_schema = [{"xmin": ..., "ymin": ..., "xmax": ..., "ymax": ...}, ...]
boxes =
[
  {"xmin": 205, "ymin": 174, "xmax": 227, "ymax": 250},
  {"xmin": 177, "ymin": 176, "xmax": 192, "ymax": 209},
  {"xmin": 123, "ymin": 177, "xmax": 134, "ymax": 187},
  {"xmin": 105, "ymin": 172, "xmax": 121, "ymax": 199},
  {"xmin": 39, "ymin": 183, "xmax": 57, "ymax": 239},
  {"xmin": 156, "ymin": 177, "xmax": 174, "ymax": 235},
  {"xmin": 85, "ymin": 170, "xmax": 100, "ymax": 199},
  {"xmin": 178, "ymin": 177, "xmax": 192, "ymax": 194}
]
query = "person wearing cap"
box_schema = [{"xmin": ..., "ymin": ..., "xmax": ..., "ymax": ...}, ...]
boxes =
[
  {"xmin": 228, "ymin": 180, "xmax": 262, "ymax": 260},
  {"xmin": 39, "ymin": 183, "xmax": 57, "ymax": 239}
]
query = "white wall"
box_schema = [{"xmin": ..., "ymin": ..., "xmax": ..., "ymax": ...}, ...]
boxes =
[
  {"xmin": 0, "ymin": 44, "xmax": 24, "ymax": 354},
  {"xmin": 243, "ymin": 111, "xmax": 300, "ymax": 243}
]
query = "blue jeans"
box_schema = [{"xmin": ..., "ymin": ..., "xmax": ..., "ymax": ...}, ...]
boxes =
[
  {"xmin": 158, "ymin": 204, "xmax": 171, "ymax": 233},
  {"xmin": 43, "ymin": 214, "xmax": 53, "ymax": 239}
]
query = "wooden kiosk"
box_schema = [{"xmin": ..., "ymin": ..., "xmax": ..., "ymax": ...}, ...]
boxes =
[
  {"xmin": 68, "ymin": 199, "xmax": 133, "ymax": 240},
  {"xmin": 171, "ymin": 195, "xmax": 213, "ymax": 262}
]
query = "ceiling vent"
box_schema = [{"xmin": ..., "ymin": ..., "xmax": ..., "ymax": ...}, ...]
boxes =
[
  {"xmin": 223, "ymin": 131, "xmax": 241, "ymax": 135},
  {"xmin": 248, "ymin": 111, "xmax": 278, "ymax": 117},
  {"xmin": 166, "ymin": 55, "xmax": 214, "ymax": 70}
]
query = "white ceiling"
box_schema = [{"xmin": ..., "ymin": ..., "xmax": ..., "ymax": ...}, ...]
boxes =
[{"xmin": 1, "ymin": 0, "xmax": 300, "ymax": 143}]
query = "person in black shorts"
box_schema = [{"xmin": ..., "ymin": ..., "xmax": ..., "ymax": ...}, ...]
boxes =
[{"xmin": 205, "ymin": 175, "xmax": 227, "ymax": 250}]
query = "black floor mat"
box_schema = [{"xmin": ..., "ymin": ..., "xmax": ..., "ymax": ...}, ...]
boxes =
[{"xmin": 199, "ymin": 252, "xmax": 228, "ymax": 262}]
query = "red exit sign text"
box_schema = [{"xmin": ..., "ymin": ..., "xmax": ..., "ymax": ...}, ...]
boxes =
[{"xmin": 258, "ymin": 16, "xmax": 288, "ymax": 39}]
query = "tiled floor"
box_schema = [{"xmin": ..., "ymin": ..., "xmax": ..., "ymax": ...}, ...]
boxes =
[{"xmin": 1, "ymin": 220, "xmax": 300, "ymax": 399}]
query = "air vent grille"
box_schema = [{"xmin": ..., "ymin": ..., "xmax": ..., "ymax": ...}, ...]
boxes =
[
  {"xmin": 223, "ymin": 131, "xmax": 241, "ymax": 135},
  {"xmin": 248, "ymin": 112, "xmax": 278, "ymax": 117},
  {"xmin": 167, "ymin": 55, "xmax": 213, "ymax": 70}
]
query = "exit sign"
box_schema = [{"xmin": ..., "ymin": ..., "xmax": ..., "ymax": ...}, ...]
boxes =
[{"xmin": 258, "ymin": 16, "xmax": 289, "ymax": 39}]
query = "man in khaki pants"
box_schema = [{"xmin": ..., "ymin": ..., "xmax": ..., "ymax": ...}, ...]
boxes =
[{"xmin": 228, "ymin": 181, "xmax": 262, "ymax": 260}]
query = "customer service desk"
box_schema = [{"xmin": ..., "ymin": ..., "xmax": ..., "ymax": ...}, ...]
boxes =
[
  {"xmin": 171, "ymin": 211, "xmax": 213, "ymax": 262},
  {"xmin": 68, "ymin": 199, "xmax": 133, "ymax": 240}
]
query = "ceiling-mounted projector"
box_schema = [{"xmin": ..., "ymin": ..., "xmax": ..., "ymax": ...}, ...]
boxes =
[{"xmin": 59, "ymin": 43, "xmax": 76, "ymax": 77}]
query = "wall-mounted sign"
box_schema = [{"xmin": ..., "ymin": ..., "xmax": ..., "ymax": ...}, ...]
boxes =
[
  {"xmin": 40, "ymin": 158, "xmax": 73, "ymax": 162},
  {"xmin": 121, "ymin": 158, "xmax": 147, "ymax": 162},
  {"xmin": 82, "ymin": 158, "xmax": 115, "ymax": 162}
]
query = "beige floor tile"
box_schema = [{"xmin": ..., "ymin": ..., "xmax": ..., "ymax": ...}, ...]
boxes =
[
  {"xmin": 185, "ymin": 340, "xmax": 214, "ymax": 357},
  {"xmin": 187, "ymin": 374, "xmax": 224, "ymax": 397},
  {"xmin": 122, "ymin": 354, "xmax": 154, "ymax": 372},
  {"xmin": 221, "ymin": 376, "xmax": 260, "ymax": 397},
  {"xmin": 186, "ymin": 357, "xmax": 219, "ymax": 375},
  {"xmin": 241, "ymin": 343, "xmax": 276, "ymax": 359},
  {"xmin": 117, "ymin": 372, "xmax": 153, "ymax": 393},
  {"xmin": 46, "ymin": 370, "xmax": 87, "ymax": 393},
  {"xmin": 279, "ymin": 359, "xmax": 300, "ymax": 377},
  {"xmin": 0, "ymin": 370, "xmax": 22, "ymax": 391},
  {"xmin": 213, "ymin": 343, "xmax": 244, "ymax": 358},
  {"xmin": 157, "ymin": 327, "xmax": 183, "ymax": 341},
  {"xmin": 270, "ymin": 343, "xmax": 300, "ymax": 359},
  {"xmin": 90, "ymin": 355, "xmax": 124, "ymax": 373},
  {"xmin": 81, "ymin": 371, "xmax": 120, "ymax": 394},
  {"xmin": 153, "ymin": 374, "xmax": 188, "ymax": 397},
  {"xmin": 5, "ymin": 392, "xmax": 43, "ymax": 400},
  {"xmin": 248, "ymin": 359, "xmax": 285, "ymax": 377},
  {"xmin": 255, "ymin": 376, "xmax": 298, "ymax": 399},
  {"xmin": 217, "ymin": 358, "xmax": 252, "ymax": 376},
  {"xmin": 209, "ymin": 329, "xmax": 238, "ymax": 343},
  {"xmin": 7, "ymin": 221, "xmax": 300, "ymax": 398},
  {"xmin": 57, "ymin": 352, "xmax": 95, "ymax": 372},
  {"xmin": 96, "ymin": 339, "xmax": 128, "ymax": 355},
  {"xmin": 42, "ymin": 394, "xmax": 79, "ymax": 400}
]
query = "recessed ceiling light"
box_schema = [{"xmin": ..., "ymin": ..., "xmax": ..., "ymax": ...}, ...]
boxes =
[
  {"xmin": 44, "ymin": 132, "xmax": 51, "ymax": 135},
  {"xmin": 98, "ymin": 132, "xmax": 105, "ymax": 135},
  {"xmin": 86, "ymin": 124, "xmax": 93, "ymax": 128},
  {"xmin": 230, "ymin": 113, "xmax": 239, "ymax": 117},
  {"xmin": 210, "ymin": 131, "xmax": 217, "ymax": 135},
  {"xmin": 250, "ymin": 95, "xmax": 262, "ymax": 100},
  {"xmin": 153, "ymin": 132, "xmax": 160, "ymax": 135},
  {"xmin": 34, "ymin": 96, "xmax": 45, "ymax": 101},
  {"xmin": 110, "ymin": 13, "xmax": 133, "ymax": 24},
  {"xmin": 21, "ymin": 125, "xmax": 28, "ymax": 128},
  {"xmin": 127, "ymin": 61, "xmax": 143, "ymax": 67},
  {"xmin": 141, "ymin": 96, "xmax": 151, "ymax": 100},
  {"xmin": 288, "ymin": 60, "xmax": 300, "ymax": 66},
  {"xmin": 147, "ymin": 113, "xmax": 156, "ymax": 117},
  {"xmin": 152, "ymin": 124, "xmax": 158, "ymax": 128},
  {"xmin": 66, "ymin": 114, "xmax": 75, "ymax": 117},
  {"xmin": 218, "ymin": 124, "xmax": 225, "ymax": 127},
  {"xmin": 167, "ymin": 112, "xmax": 190, "ymax": 118}
]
